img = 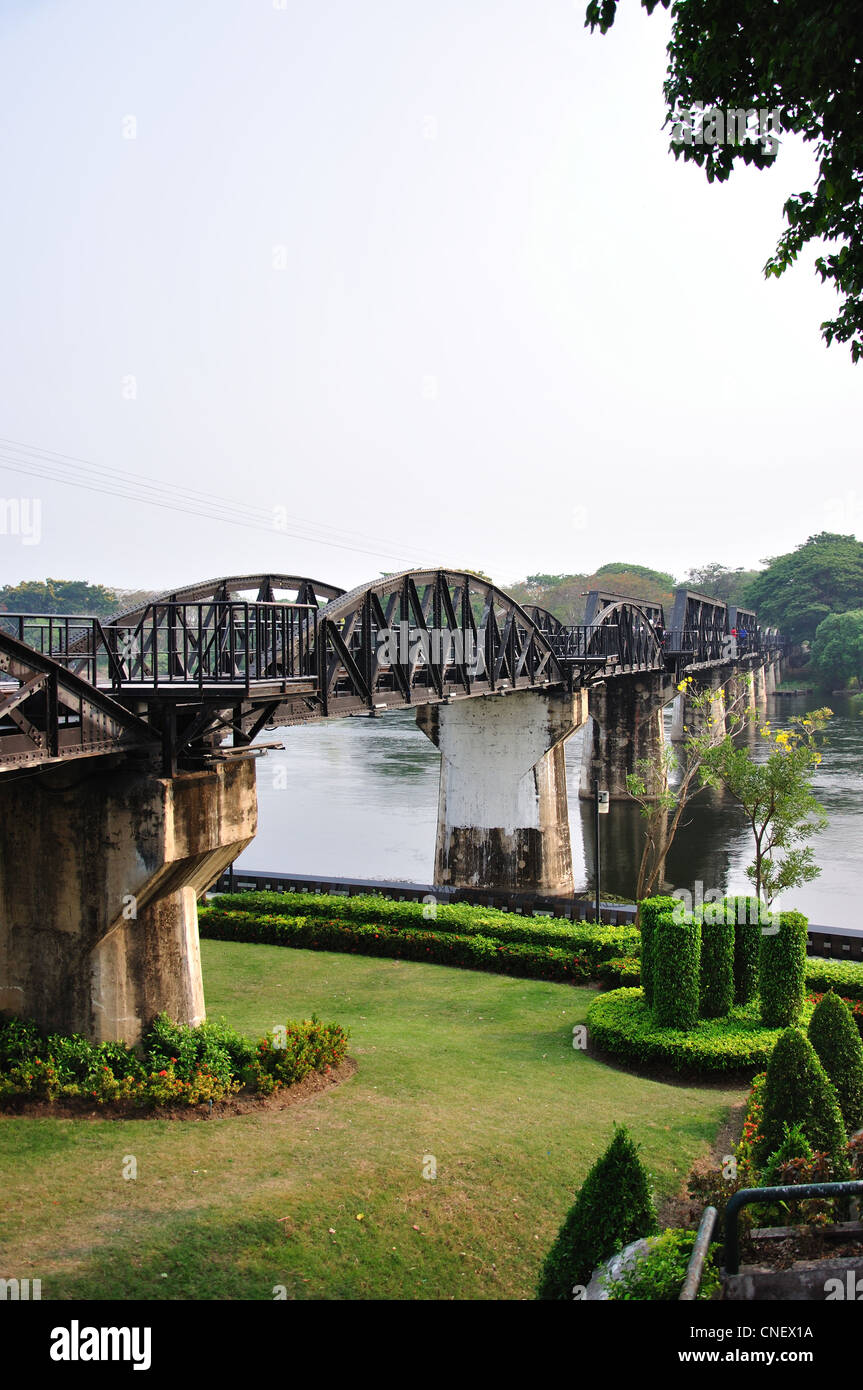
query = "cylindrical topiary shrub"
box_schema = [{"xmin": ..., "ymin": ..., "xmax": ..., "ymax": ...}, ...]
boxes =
[
  {"xmin": 653, "ymin": 912, "xmax": 701, "ymax": 1031},
  {"xmin": 808, "ymin": 991, "xmax": 863, "ymax": 1134},
  {"xmin": 759, "ymin": 911, "xmax": 808, "ymax": 1028},
  {"xmin": 754, "ymin": 1027, "xmax": 849, "ymax": 1178},
  {"xmin": 723, "ymin": 896, "xmax": 761, "ymax": 1005},
  {"xmin": 699, "ymin": 905, "xmax": 734, "ymax": 1019},
  {"xmin": 536, "ymin": 1124, "xmax": 658, "ymax": 1300},
  {"xmin": 638, "ymin": 896, "xmax": 678, "ymax": 1009}
]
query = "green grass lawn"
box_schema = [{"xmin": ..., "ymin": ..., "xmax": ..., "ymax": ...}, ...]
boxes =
[{"xmin": 0, "ymin": 941, "xmax": 745, "ymax": 1300}]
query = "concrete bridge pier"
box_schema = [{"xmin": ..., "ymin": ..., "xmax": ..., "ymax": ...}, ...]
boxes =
[
  {"xmin": 764, "ymin": 660, "xmax": 777, "ymax": 696},
  {"xmin": 0, "ymin": 758, "xmax": 257, "ymax": 1045},
  {"xmin": 670, "ymin": 670, "xmax": 729, "ymax": 743},
  {"xmin": 579, "ymin": 671, "xmax": 676, "ymax": 800},
  {"xmin": 416, "ymin": 688, "xmax": 588, "ymax": 896},
  {"xmin": 722, "ymin": 667, "xmax": 755, "ymax": 720},
  {"xmin": 752, "ymin": 663, "xmax": 769, "ymax": 712}
]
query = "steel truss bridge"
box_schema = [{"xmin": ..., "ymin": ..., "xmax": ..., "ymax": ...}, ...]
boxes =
[{"xmin": 0, "ymin": 570, "xmax": 783, "ymax": 776}]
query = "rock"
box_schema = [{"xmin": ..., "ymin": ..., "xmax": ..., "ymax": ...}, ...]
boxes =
[{"xmin": 585, "ymin": 1237, "xmax": 653, "ymax": 1300}]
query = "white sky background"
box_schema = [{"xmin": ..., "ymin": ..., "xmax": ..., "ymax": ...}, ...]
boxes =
[{"xmin": 0, "ymin": 0, "xmax": 860, "ymax": 595}]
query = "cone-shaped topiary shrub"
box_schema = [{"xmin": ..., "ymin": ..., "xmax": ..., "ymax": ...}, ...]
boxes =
[
  {"xmin": 638, "ymin": 896, "xmax": 677, "ymax": 1009},
  {"xmin": 754, "ymin": 1028, "xmax": 849, "ymax": 1177},
  {"xmin": 759, "ymin": 911, "xmax": 808, "ymax": 1028},
  {"xmin": 536, "ymin": 1125, "xmax": 658, "ymax": 1300},
  {"xmin": 808, "ymin": 991, "xmax": 863, "ymax": 1134},
  {"xmin": 723, "ymin": 896, "xmax": 761, "ymax": 1005},
  {"xmin": 653, "ymin": 912, "xmax": 701, "ymax": 1030},
  {"xmin": 700, "ymin": 904, "xmax": 734, "ymax": 1019}
]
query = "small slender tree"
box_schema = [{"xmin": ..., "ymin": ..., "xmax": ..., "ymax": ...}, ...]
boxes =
[
  {"xmin": 700, "ymin": 709, "xmax": 831, "ymax": 906},
  {"xmin": 627, "ymin": 677, "xmax": 751, "ymax": 918}
]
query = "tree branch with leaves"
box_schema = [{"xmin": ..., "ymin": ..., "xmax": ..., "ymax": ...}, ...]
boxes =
[
  {"xmin": 627, "ymin": 675, "xmax": 751, "ymax": 916},
  {"xmin": 699, "ymin": 709, "xmax": 831, "ymax": 906}
]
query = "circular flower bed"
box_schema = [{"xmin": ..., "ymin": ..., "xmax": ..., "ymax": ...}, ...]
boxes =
[{"xmin": 587, "ymin": 988, "xmax": 816, "ymax": 1075}]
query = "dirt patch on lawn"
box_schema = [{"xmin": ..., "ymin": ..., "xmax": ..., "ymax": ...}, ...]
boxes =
[
  {"xmin": 0, "ymin": 1057, "xmax": 358, "ymax": 1122},
  {"xmin": 658, "ymin": 1095, "xmax": 748, "ymax": 1230}
]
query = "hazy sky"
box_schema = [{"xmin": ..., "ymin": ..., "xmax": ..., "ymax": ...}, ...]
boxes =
[{"xmin": 1, "ymin": 0, "xmax": 860, "ymax": 597}]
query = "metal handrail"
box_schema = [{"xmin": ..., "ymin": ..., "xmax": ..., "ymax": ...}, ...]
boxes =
[
  {"xmin": 679, "ymin": 1205, "xmax": 718, "ymax": 1300},
  {"xmin": 724, "ymin": 1181, "xmax": 863, "ymax": 1275}
]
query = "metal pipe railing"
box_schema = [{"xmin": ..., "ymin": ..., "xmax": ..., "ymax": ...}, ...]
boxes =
[
  {"xmin": 679, "ymin": 1204, "xmax": 718, "ymax": 1300},
  {"xmin": 724, "ymin": 1181, "xmax": 863, "ymax": 1275}
]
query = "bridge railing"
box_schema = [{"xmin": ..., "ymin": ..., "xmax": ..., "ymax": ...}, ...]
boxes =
[
  {"xmin": 1, "ymin": 602, "xmax": 320, "ymax": 692},
  {"xmin": 0, "ymin": 614, "xmax": 124, "ymax": 686},
  {"xmin": 548, "ymin": 624, "xmax": 620, "ymax": 662},
  {"xmin": 106, "ymin": 601, "xmax": 318, "ymax": 689}
]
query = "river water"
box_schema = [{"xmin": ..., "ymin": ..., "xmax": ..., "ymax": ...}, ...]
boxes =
[{"xmin": 239, "ymin": 694, "xmax": 862, "ymax": 930}]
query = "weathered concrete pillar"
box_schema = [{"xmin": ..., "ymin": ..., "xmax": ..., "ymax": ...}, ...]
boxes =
[
  {"xmin": 0, "ymin": 758, "xmax": 256, "ymax": 1044},
  {"xmin": 670, "ymin": 670, "xmax": 728, "ymax": 742},
  {"xmin": 724, "ymin": 667, "xmax": 755, "ymax": 719},
  {"xmin": 752, "ymin": 663, "xmax": 769, "ymax": 711},
  {"xmin": 764, "ymin": 659, "xmax": 777, "ymax": 696},
  {"xmin": 670, "ymin": 692, "xmax": 685, "ymax": 741},
  {"xmin": 416, "ymin": 688, "xmax": 588, "ymax": 895},
  {"xmin": 579, "ymin": 672, "xmax": 675, "ymax": 800}
]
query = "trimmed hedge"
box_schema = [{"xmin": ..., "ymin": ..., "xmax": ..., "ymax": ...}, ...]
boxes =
[
  {"xmin": 199, "ymin": 909, "xmax": 597, "ymax": 985},
  {"xmin": 597, "ymin": 956, "xmax": 642, "ymax": 989},
  {"xmin": 808, "ymin": 993, "xmax": 863, "ymax": 1133},
  {"xmin": 722, "ymin": 896, "xmax": 762, "ymax": 1005},
  {"xmin": 653, "ymin": 913, "xmax": 701, "ymax": 1031},
  {"xmin": 637, "ymin": 897, "xmax": 677, "ymax": 1009},
  {"xmin": 807, "ymin": 991, "xmax": 863, "ymax": 1042},
  {"xmin": 700, "ymin": 911, "xmax": 734, "ymax": 1020},
  {"xmin": 754, "ymin": 1028, "xmax": 849, "ymax": 1177},
  {"xmin": 205, "ymin": 894, "xmax": 638, "ymax": 970},
  {"xmin": 586, "ymin": 989, "xmax": 813, "ymax": 1075},
  {"xmin": 760, "ymin": 912, "xmax": 808, "ymax": 1028},
  {"xmin": 536, "ymin": 1125, "xmax": 657, "ymax": 1300},
  {"xmin": 805, "ymin": 957, "xmax": 863, "ymax": 1002}
]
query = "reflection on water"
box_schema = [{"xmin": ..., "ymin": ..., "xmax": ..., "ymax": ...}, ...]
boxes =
[{"xmin": 241, "ymin": 695, "xmax": 863, "ymax": 929}]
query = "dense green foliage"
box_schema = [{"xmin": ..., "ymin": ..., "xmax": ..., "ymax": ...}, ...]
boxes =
[
  {"xmin": 701, "ymin": 712, "xmax": 829, "ymax": 905},
  {"xmin": 507, "ymin": 564, "xmax": 674, "ymax": 625},
  {"xmin": 754, "ymin": 1028, "xmax": 849, "ymax": 1175},
  {"xmin": 808, "ymin": 992, "xmax": 863, "ymax": 1132},
  {"xmin": 536, "ymin": 1126, "xmax": 658, "ymax": 1299},
  {"xmin": 699, "ymin": 911, "xmax": 734, "ymax": 1019},
  {"xmin": 681, "ymin": 564, "xmax": 760, "ymax": 606},
  {"xmin": 811, "ymin": 609, "xmax": 863, "ymax": 689},
  {"xmin": 0, "ymin": 578, "xmax": 119, "ymax": 616},
  {"xmin": 758, "ymin": 1122, "xmax": 815, "ymax": 1191},
  {"xmin": 200, "ymin": 908, "xmax": 606, "ymax": 984},
  {"xmin": 0, "ymin": 1012, "xmax": 348, "ymax": 1107},
  {"xmin": 805, "ymin": 958, "xmax": 863, "ymax": 1002},
  {"xmin": 205, "ymin": 894, "xmax": 638, "ymax": 968},
  {"xmin": 745, "ymin": 535, "xmax": 863, "ymax": 646},
  {"xmin": 637, "ymin": 896, "xmax": 677, "ymax": 1008},
  {"xmin": 722, "ymin": 897, "xmax": 762, "ymax": 1005},
  {"xmin": 597, "ymin": 955, "xmax": 642, "ymax": 989},
  {"xmin": 653, "ymin": 913, "xmax": 700, "ymax": 1031},
  {"xmin": 759, "ymin": 913, "xmax": 808, "ymax": 1027},
  {"xmin": 586, "ymin": 1, "xmax": 863, "ymax": 361},
  {"xmin": 604, "ymin": 1228, "xmax": 720, "ymax": 1301},
  {"xmin": 586, "ymin": 989, "xmax": 801, "ymax": 1074}
]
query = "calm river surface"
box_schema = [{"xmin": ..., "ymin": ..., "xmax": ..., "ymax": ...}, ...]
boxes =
[{"xmin": 240, "ymin": 694, "xmax": 862, "ymax": 930}]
